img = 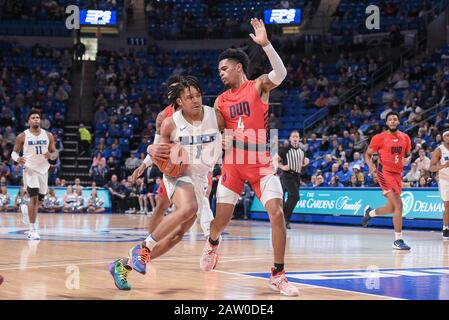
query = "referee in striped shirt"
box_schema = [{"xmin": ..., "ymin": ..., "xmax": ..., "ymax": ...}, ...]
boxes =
[{"xmin": 276, "ymin": 130, "xmax": 309, "ymax": 229}]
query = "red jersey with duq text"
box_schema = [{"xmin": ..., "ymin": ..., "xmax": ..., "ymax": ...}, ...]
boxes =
[
  {"xmin": 369, "ymin": 130, "xmax": 411, "ymax": 173},
  {"xmin": 217, "ymin": 80, "xmax": 270, "ymax": 164}
]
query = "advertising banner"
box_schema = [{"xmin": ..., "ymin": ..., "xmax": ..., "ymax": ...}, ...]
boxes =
[{"xmin": 250, "ymin": 188, "xmax": 444, "ymax": 220}]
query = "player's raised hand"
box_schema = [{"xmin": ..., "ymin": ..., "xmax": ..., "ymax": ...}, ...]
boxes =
[{"xmin": 249, "ymin": 18, "xmax": 270, "ymax": 47}]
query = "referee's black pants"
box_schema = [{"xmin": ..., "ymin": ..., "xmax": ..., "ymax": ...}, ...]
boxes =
[{"xmin": 281, "ymin": 171, "xmax": 301, "ymax": 224}]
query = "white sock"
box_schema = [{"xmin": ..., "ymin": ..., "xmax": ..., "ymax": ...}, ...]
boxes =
[
  {"xmin": 144, "ymin": 234, "xmax": 157, "ymax": 250},
  {"xmin": 369, "ymin": 209, "xmax": 377, "ymax": 217},
  {"xmin": 395, "ymin": 232, "xmax": 403, "ymax": 241},
  {"xmin": 443, "ymin": 226, "xmax": 448, "ymax": 230},
  {"xmin": 29, "ymin": 223, "xmax": 37, "ymax": 232}
]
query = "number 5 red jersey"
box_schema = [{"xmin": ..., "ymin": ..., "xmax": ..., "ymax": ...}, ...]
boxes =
[{"xmin": 369, "ymin": 130, "xmax": 411, "ymax": 173}]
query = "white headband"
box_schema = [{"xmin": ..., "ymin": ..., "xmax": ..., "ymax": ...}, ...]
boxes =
[{"xmin": 443, "ymin": 131, "xmax": 449, "ymax": 138}]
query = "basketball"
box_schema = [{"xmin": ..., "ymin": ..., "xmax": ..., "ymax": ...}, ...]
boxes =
[{"xmin": 155, "ymin": 143, "xmax": 189, "ymax": 178}]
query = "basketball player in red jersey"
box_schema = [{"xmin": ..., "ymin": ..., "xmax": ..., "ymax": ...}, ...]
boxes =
[
  {"xmin": 131, "ymin": 75, "xmax": 181, "ymax": 233},
  {"xmin": 363, "ymin": 111, "xmax": 412, "ymax": 250},
  {"xmin": 199, "ymin": 18, "xmax": 299, "ymax": 296}
]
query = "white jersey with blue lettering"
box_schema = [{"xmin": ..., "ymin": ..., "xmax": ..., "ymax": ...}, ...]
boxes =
[
  {"xmin": 23, "ymin": 129, "xmax": 50, "ymax": 175},
  {"xmin": 163, "ymin": 105, "xmax": 221, "ymax": 236},
  {"xmin": 170, "ymin": 105, "xmax": 221, "ymax": 184}
]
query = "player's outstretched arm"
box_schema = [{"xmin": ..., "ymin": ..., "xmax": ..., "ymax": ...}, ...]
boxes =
[
  {"xmin": 249, "ymin": 18, "xmax": 287, "ymax": 93},
  {"xmin": 11, "ymin": 133, "xmax": 26, "ymax": 165}
]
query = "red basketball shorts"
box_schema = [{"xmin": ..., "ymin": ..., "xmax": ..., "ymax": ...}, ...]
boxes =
[{"xmin": 377, "ymin": 169, "xmax": 402, "ymax": 196}]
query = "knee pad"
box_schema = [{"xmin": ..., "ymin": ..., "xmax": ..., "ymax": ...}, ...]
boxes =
[
  {"xmin": 27, "ymin": 187, "xmax": 39, "ymax": 198},
  {"xmin": 38, "ymin": 194, "xmax": 45, "ymax": 202}
]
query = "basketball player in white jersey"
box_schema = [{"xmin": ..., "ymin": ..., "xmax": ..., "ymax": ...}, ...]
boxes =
[
  {"xmin": 11, "ymin": 110, "xmax": 57, "ymax": 240},
  {"xmin": 430, "ymin": 129, "xmax": 449, "ymax": 240},
  {"xmin": 109, "ymin": 76, "xmax": 225, "ymax": 290}
]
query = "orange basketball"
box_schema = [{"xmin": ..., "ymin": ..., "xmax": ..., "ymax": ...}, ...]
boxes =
[{"xmin": 154, "ymin": 143, "xmax": 189, "ymax": 178}]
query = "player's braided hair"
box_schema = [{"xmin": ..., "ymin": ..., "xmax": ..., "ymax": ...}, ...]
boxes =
[
  {"xmin": 166, "ymin": 74, "xmax": 183, "ymax": 101},
  {"xmin": 168, "ymin": 75, "xmax": 203, "ymax": 110}
]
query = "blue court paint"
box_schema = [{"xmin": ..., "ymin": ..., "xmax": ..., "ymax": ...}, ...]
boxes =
[{"xmin": 244, "ymin": 267, "xmax": 449, "ymax": 300}]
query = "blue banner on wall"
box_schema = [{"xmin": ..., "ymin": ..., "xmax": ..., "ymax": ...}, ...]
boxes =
[
  {"xmin": 4, "ymin": 186, "xmax": 112, "ymax": 213},
  {"xmin": 250, "ymin": 188, "xmax": 444, "ymax": 220}
]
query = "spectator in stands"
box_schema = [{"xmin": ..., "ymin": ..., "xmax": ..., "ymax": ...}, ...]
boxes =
[
  {"xmin": 352, "ymin": 165, "xmax": 365, "ymax": 186},
  {"xmin": 53, "ymin": 112, "xmax": 64, "ymax": 128},
  {"xmin": 320, "ymin": 154, "xmax": 334, "ymax": 174},
  {"xmin": 337, "ymin": 162, "xmax": 352, "ymax": 185},
  {"xmin": 415, "ymin": 149, "xmax": 431, "ymax": 171},
  {"xmin": 125, "ymin": 152, "xmax": 141, "ymax": 178},
  {"xmin": 299, "ymin": 85, "xmax": 311, "ymax": 104},
  {"xmin": 106, "ymin": 174, "xmax": 126, "ymax": 213},
  {"xmin": 329, "ymin": 175, "xmax": 344, "ymax": 187},
  {"xmin": 55, "ymin": 85, "xmax": 69, "ymax": 102},
  {"xmin": 0, "ymin": 185, "xmax": 10, "ymax": 212},
  {"xmin": 325, "ymin": 163, "xmax": 340, "ymax": 184},
  {"xmin": 418, "ymin": 176, "xmax": 429, "ymax": 188},
  {"xmin": 403, "ymin": 162, "xmax": 421, "ymax": 185},
  {"xmin": 382, "ymin": 88, "xmax": 397, "ymax": 104},
  {"xmin": 104, "ymin": 143, "xmax": 122, "ymax": 165},
  {"xmin": 124, "ymin": 177, "xmax": 139, "ymax": 214},
  {"xmin": 106, "ymin": 156, "xmax": 119, "ymax": 180},
  {"xmin": 349, "ymin": 152, "xmax": 364, "ymax": 170},
  {"xmin": 92, "ymin": 152, "xmax": 106, "ymax": 170},
  {"xmin": 95, "ymin": 105, "xmax": 109, "ymax": 125},
  {"xmin": 141, "ymin": 123, "xmax": 155, "ymax": 141},
  {"xmin": 315, "ymin": 174, "xmax": 327, "ymax": 187}
]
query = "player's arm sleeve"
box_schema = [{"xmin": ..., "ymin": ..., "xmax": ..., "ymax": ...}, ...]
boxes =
[{"xmin": 262, "ymin": 43, "xmax": 287, "ymax": 86}]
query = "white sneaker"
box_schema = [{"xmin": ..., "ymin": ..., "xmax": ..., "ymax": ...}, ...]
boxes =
[
  {"xmin": 200, "ymin": 235, "xmax": 221, "ymax": 271},
  {"xmin": 24, "ymin": 230, "xmax": 31, "ymax": 236},
  {"xmin": 268, "ymin": 268, "xmax": 299, "ymax": 297},
  {"xmin": 27, "ymin": 231, "xmax": 40, "ymax": 240}
]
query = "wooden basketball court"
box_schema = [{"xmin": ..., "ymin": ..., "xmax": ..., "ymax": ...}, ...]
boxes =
[{"xmin": 0, "ymin": 213, "xmax": 448, "ymax": 300}]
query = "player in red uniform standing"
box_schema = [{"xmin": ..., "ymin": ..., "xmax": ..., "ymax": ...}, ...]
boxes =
[
  {"xmin": 363, "ymin": 111, "xmax": 412, "ymax": 250},
  {"xmin": 199, "ymin": 18, "xmax": 299, "ymax": 296}
]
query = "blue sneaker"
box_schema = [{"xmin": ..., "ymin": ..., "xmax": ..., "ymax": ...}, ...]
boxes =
[
  {"xmin": 109, "ymin": 259, "xmax": 132, "ymax": 290},
  {"xmin": 362, "ymin": 205, "xmax": 373, "ymax": 227},
  {"xmin": 392, "ymin": 239, "xmax": 411, "ymax": 250},
  {"xmin": 128, "ymin": 242, "xmax": 151, "ymax": 275}
]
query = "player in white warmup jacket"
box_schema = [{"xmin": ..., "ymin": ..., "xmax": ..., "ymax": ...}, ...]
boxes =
[
  {"xmin": 430, "ymin": 129, "xmax": 449, "ymax": 240},
  {"xmin": 11, "ymin": 110, "xmax": 58, "ymax": 240}
]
